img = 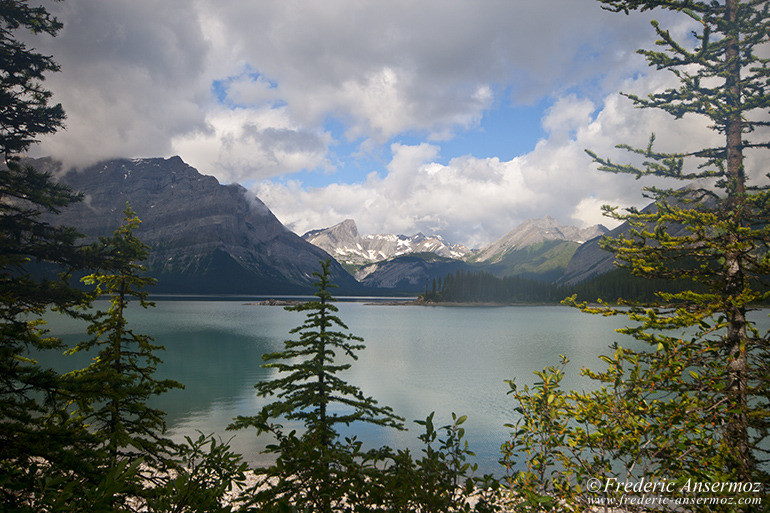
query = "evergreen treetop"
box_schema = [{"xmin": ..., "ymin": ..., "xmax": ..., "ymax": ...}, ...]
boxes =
[
  {"xmin": 66, "ymin": 205, "xmax": 183, "ymax": 471},
  {"xmin": 233, "ymin": 259, "xmax": 404, "ymax": 440},
  {"xmin": 0, "ymin": 0, "xmax": 65, "ymax": 160},
  {"xmin": 508, "ymin": 1, "xmax": 769, "ymax": 511},
  {"xmin": 230, "ymin": 259, "xmax": 405, "ymax": 512},
  {"xmin": 580, "ymin": 0, "xmax": 769, "ymax": 482}
]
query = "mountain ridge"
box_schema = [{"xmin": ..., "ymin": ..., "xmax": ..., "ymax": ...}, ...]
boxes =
[
  {"xmin": 302, "ymin": 219, "xmax": 471, "ymax": 267},
  {"xmin": 471, "ymin": 216, "xmax": 608, "ymax": 264},
  {"xmin": 303, "ymin": 216, "xmax": 610, "ymax": 289},
  {"xmin": 33, "ymin": 156, "xmax": 362, "ymax": 294},
  {"xmin": 29, "ymin": 155, "xmax": 620, "ymax": 293}
]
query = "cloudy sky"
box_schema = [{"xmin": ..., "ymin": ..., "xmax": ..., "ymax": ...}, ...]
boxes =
[{"xmin": 28, "ymin": 0, "xmax": 760, "ymax": 247}]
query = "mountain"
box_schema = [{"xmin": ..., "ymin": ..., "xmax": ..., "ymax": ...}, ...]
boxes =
[
  {"xmin": 302, "ymin": 219, "xmax": 471, "ymax": 267},
  {"xmin": 472, "ymin": 216, "xmax": 608, "ymax": 265},
  {"xmin": 33, "ymin": 156, "xmax": 361, "ymax": 294},
  {"xmin": 558, "ymin": 190, "xmax": 719, "ymax": 286},
  {"xmin": 356, "ymin": 253, "xmax": 471, "ymax": 292},
  {"xmin": 303, "ymin": 216, "xmax": 609, "ymax": 288},
  {"xmin": 482, "ymin": 239, "xmax": 585, "ymax": 282},
  {"xmin": 453, "ymin": 216, "xmax": 609, "ymax": 281},
  {"xmin": 557, "ymin": 234, "xmax": 618, "ymax": 286}
]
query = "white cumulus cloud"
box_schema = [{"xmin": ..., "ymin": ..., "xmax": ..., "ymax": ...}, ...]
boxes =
[
  {"xmin": 171, "ymin": 107, "xmax": 332, "ymax": 183},
  {"xmin": 24, "ymin": 0, "xmax": 767, "ymax": 247},
  {"xmin": 255, "ymin": 74, "xmax": 733, "ymax": 247},
  {"xmin": 31, "ymin": 0, "xmax": 658, "ymax": 170}
]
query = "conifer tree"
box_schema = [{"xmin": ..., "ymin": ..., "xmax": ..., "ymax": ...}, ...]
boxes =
[
  {"xmin": 507, "ymin": 1, "xmax": 768, "ymax": 511},
  {"xmin": 0, "ymin": 0, "xmax": 65, "ymax": 160},
  {"xmin": 582, "ymin": 0, "xmax": 769, "ymax": 482},
  {"xmin": 65, "ymin": 205, "xmax": 183, "ymax": 507},
  {"xmin": 0, "ymin": 161, "xmax": 97, "ymax": 510},
  {"xmin": 230, "ymin": 259, "xmax": 404, "ymax": 512},
  {"xmin": 0, "ymin": 2, "xmax": 108, "ymax": 509}
]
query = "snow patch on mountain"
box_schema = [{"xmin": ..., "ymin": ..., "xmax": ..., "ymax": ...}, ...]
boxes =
[{"xmin": 302, "ymin": 219, "xmax": 472, "ymax": 266}]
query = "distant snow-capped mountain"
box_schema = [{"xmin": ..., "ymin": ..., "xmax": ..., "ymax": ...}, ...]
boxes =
[
  {"xmin": 471, "ymin": 216, "xmax": 608, "ymax": 264},
  {"xmin": 302, "ymin": 219, "xmax": 472, "ymax": 266}
]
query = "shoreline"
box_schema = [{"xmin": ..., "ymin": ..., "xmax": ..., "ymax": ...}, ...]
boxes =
[{"xmin": 367, "ymin": 299, "xmax": 561, "ymax": 307}]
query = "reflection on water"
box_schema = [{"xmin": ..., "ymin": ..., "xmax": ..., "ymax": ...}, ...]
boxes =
[{"xmin": 40, "ymin": 301, "xmax": 770, "ymax": 474}]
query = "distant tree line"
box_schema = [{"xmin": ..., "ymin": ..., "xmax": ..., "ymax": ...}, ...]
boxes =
[
  {"xmin": 422, "ymin": 268, "xmax": 715, "ymax": 305},
  {"xmin": 423, "ymin": 271, "xmax": 564, "ymax": 304}
]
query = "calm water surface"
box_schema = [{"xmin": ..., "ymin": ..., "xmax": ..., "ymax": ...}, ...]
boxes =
[{"xmin": 41, "ymin": 300, "xmax": 770, "ymax": 474}]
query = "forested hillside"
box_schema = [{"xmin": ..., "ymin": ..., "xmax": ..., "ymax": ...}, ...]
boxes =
[{"xmin": 422, "ymin": 268, "xmax": 720, "ymax": 305}]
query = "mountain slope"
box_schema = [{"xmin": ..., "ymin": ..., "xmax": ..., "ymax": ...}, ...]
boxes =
[
  {"xmin": 356, "ymin": 253, "xmax": 471, "ymax": 292},
  {"xmin": 558, "ymin": 191, "xmax": 720, "ymax": 286},
  {"xmin": 483, "ymin": 239, "xmax": 581, "ymax": 282},
  {"xmin": 303, "ymin": 219, "xmax": 471, "ymax": 267},
  {"xmin": 35, "ymin": 156, "xmax": 360, "ymax": 294},
  {"xmin": 472, "ymin": 216, "xmax": 607, "ymax": 265},
  {"xmin": 558, "ymin": 234, "xmax": 618, "ymax": 286}
]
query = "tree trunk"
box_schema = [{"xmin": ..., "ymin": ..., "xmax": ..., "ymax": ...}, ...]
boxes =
[
  {"xmin": 109, "ymin": 282, "xmax": 127, "ymax": 464},
  {"xmin": 318, "ymin": 292, "xmax": 331, "ymax": 513},
  {"xmin": 722, "ymin": 0, "xmax": 751, "ymax": 480}
]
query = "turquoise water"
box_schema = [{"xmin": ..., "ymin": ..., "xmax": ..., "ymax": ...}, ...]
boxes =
[{"xmin": 40, "ymin": 300, "xmax": 770, "ymax": 475}]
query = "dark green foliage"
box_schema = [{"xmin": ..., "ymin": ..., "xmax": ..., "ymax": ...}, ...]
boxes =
[
  {"xmin": 15, "ymin": 459, "xmax": 144, "ymax": 513},
  {"xmin": 357, "ymin": 413, "xmax": 503, "ymax": 512},
  {"xmin": 145, "ymin": 433, "xmax": 249, "ymax": 513},
  {"xmin": 230, "ymin": 259, "xmax": 405, "ymax": 512},
  {"xmin": 569, "ymin": 268, "xmax": 711, "ymax": 303},
  {"xmin": 240, "ymin": 413, "xmax": 503, "ymax": 512},
  {"xmin": 0, "ymin": 0, "xmax": 65, "ymax": 159},
  {"xmin": 501, "ymin": 358, "xmax": 578, "ymax": 512},
  {"xmin": 424, "ymin": 267, "xmax": 710, "ymax": 304},
  {"xmin": 404, "ymin": 413, "xmax": 501, "ymax": 512},
  {"xmin": 0, "ymin": 162, "xmax": 90, "ymax": 463},
  {"xmin": 64, "ymin": 206, "xmax": 183, "ymax": 507},
  {"xmin": 241, "ymin": 430, "xmax": 375, "ymax": 512},
  {"xmin": 423, "ymin": 269, "xmax": 564, "ymax": 304},
  {"xmin": 507, "ymin": 1, "xmax": 770, "ymax": 511},
  {"xmin": 0, "ymin": 2, "xmax": 109, "ymax": 509}
]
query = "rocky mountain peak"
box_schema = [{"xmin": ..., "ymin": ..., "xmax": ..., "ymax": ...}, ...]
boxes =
[
  {"xmin": 302, "ymin": 221, "xmax": 471, "ymax": 266},
  {"xmin": 38, "ymin": 156, "xmax": 360, "ymax": 294},
  {"xmin": 303, "ymin": 219, "xmax": 361, "ymax": 248},
  {"xmin": 339, "ymin": 218, "xmax": 359, "ymax": 233},
  {"xmin": 473, "ymin": 216, "xmax": 608, "ymax": 264}
]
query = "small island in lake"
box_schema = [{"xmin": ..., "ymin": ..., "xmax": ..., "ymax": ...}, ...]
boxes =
[{"xmin": 245, "ymin": 299, "xmax": 304, "ymax": 306}]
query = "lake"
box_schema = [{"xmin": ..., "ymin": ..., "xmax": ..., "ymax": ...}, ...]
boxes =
[{"xmin": 40, "ymin": 299, "xmax": 770, "ymax": 475}]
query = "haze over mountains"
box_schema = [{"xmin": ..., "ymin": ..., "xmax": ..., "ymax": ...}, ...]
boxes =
[{"xmin": 31, "ymin": 155, "xmax": 619, "ymax": 295}]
